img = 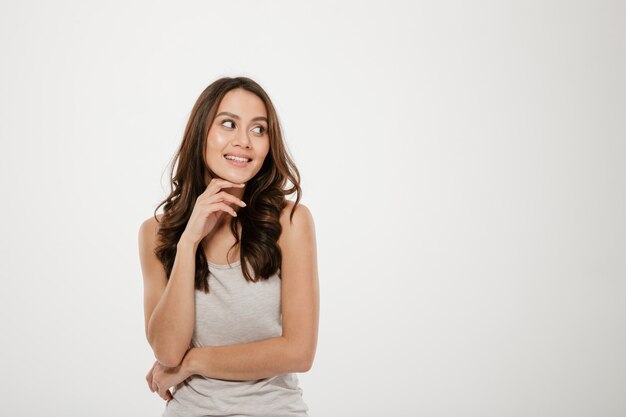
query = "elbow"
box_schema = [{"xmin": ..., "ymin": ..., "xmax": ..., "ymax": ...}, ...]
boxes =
[
  {"xmin": 285, "ymin": 335, "xmax": 316, "ymax": 373},
  {"xmin": 156, "ymin": 354, "xmax": 183, "ymax": 369},
  {"xmin": 295, "ymin": 356, "xmax": 314, "ymax": 373},
  {"xmin": 293, "ymin": 349, "xmax": 315, "ymax": 373},
  {"xmin": 151, "ymin": 341, "xmax": 186, "ymax": 368},
  {"xmin": 296, "ymin": 359, "xmax": 313, "ymax": 373},
  {"xmin": 148, "ymin": 327, "xmax": 190, "ymax": 368}
]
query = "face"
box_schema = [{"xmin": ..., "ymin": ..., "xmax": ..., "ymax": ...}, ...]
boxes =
[{"xmin": 204, "ymin": 88, "xmax": 270, "ymax": 185}]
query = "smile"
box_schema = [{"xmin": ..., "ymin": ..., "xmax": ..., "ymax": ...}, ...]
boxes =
[
  {"xmin": 224, "ymin": 154, "xmax": 251, "ymax": 167},
  {"xmin": 224, "ymin": 154, "xmax": 251, "ymax": 162}
]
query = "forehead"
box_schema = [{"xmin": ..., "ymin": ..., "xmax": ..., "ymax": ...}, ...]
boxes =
[{"xmin": 217, "ymin": 88, "xmax": 267, "ymax": 118}]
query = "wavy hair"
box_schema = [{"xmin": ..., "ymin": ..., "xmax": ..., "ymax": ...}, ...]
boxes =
[{"xmin": 153, "ymin": 76, "xmax": 301, "ymax": 293}]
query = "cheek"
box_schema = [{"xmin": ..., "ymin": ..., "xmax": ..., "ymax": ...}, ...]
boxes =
[
  {"xmin": 206, "ymin": 134, "xmax": 228, "ymax": 154},
  {"xmin": 251, "ymin": 144, "xmax": 270, "ymax": 168},
  {"xmin": 260, "ymin": 139, "xmax": 271, "ymax": 158}
]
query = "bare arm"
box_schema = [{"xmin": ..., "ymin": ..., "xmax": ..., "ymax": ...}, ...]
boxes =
[
  {"xmin": 139, "ymin": 217, "xmax": 197, "ymax": 367},
  {"xmin": 181, "ymin": 202, "xmax": 320, "ymax": 381},
  {"xmin": 183, "ymin": 337, "xmax": 300, "ymax": 381},
  {"xmin": 140, "ymin": 181, "xmax": 247, "ymax": 369}
]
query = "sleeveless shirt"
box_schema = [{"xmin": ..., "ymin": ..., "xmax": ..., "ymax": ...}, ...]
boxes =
[{"xmin": 161, "ymin": 258, "xmax": 309, "ymax": 417}]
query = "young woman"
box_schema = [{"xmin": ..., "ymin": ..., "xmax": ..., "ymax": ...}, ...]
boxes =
[{"xmin": 138, "ymin": 76, "xmax": 319, "ymax": 417}]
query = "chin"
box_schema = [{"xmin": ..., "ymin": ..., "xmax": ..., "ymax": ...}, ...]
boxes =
[{"xmin": 223, "ymin": 173, "xmax": 250, "ymax": 184}]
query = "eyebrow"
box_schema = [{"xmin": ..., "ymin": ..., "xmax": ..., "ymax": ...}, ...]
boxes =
[{"xmin": 216, "ymin": 111, "xmax": 268, "ymax": 123}]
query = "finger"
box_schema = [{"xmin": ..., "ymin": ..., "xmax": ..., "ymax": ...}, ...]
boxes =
[
  {"xmin": 203, "ymin": 201, "xmax": 238, "ymax": 218},
  {"xmin": 158, "ymin": 386, "xmax": 171, "ymax": 401},
  {"xmin": 209, "ymin": 191, "xmax": 247, "ymax": 207},
  {"xmin": 214, "ymin": 202, "xmax": 238, "ymax": 217},
  {"xmin": 146, "ymin": 363, "xmax": 156, "ymax": 392},
  {"xmin": 206, "ymin": 178, "xmax": 245, "ymax": 192},
  {"xmin": 146, "ymin": 374, "xmax": 154, "ymax": 392},
  {"xmin": 146, "ymin": 361, "xmax": 156, "ymax": 380}
]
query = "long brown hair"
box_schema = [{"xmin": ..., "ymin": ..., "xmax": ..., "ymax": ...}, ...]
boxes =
[{"xmin": 153, "ymin": 76, "xmax": 302, "ymax": 293}]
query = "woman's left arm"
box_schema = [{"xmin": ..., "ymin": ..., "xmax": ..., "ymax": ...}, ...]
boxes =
[{"xmin": 183, "ymin": 202, "xmax": 320, "ymax": 381}]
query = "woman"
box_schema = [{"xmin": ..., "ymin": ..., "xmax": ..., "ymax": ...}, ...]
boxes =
[{"xmin": 138, "ymin": 76, "xmax": 319, "ymax": 417}]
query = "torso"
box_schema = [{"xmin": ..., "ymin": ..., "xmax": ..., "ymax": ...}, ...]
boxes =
[{"xmin": 156, "ymin": 200, "xmax": 309, "ymax": 417}]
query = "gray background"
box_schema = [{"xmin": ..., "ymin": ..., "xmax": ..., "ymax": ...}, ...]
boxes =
[{"xmin": 1, "ymin": 0, "xmax": 624, "ymax": 416}]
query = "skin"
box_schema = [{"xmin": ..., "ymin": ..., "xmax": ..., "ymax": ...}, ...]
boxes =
[{"xmin": 139, "ymin": 88, "xmax": 320, "ymax": 402}]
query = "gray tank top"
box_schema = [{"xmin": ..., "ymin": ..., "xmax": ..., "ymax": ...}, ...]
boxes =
[{"xmin": 162, "ymin": 258, "xmax": 309, "ymax": 417}]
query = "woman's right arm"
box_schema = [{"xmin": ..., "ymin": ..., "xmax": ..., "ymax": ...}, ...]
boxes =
[
  {"xmin": 138, "ymin": 217, "xmax": 198, "ymax": 368},
  {"xmin": 139, "ymin": 179, "xmax": 246, "ymax": 367}
]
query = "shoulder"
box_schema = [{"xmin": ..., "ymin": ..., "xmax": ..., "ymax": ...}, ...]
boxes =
[
  {"xmin": 280, "ymin": 200, "xmax": 314, "ymax": 229},
  {"xmin": 138, "ymin": 213, "xmax": 164, "ymax": 252},
  {"xmin": 278, "ymin": 200, "xmax": 315, "ymax": 245}
]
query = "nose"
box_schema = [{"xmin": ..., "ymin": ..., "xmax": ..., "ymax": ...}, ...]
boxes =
[{"xmin": 233, "ymin": 127, "xmax": 252, "ymax": 148}]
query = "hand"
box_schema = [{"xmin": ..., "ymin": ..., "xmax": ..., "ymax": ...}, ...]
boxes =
[
  {"xmin": 180, "ymin": 178, "xmax": 247, "ymax": 245},
  {"xmin": 146, "ymin": 360, "xmax": 193, "ymax": 401}
]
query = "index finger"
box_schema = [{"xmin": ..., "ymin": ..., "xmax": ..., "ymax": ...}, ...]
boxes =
[{"xmin": 205, "ymin": 178, "xmax": 245, "ymax": 192}]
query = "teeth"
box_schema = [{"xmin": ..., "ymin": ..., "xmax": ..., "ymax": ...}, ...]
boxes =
[{"xmin": 225, "ymin": 155, "xmax": 250, "ymax": 162}]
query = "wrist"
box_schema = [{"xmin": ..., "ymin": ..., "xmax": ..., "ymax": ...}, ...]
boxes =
[
  {"xmin": 177, "ymin": 235, "xmax": 199, "ymax": 251},
  {"xmin": 182, "ymin": 347, "xmax": 199, "ymax": 376}
]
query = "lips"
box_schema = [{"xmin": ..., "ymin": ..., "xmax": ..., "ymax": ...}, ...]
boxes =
[{"xmin": 224, "ymin": 154, "xmax": 252, "ymax": 161}]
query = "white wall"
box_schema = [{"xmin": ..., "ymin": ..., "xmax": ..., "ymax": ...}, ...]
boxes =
[{"xmin": 1, "ymin": 1, "xmax": 624, "ymax": 416}]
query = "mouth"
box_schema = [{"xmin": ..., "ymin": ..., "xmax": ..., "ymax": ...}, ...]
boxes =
[{"xmin": 224, "ymin": 154, "xmax": 252, "ymax": 167}]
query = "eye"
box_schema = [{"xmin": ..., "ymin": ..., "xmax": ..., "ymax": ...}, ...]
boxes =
[
  {"xmin": 221, "ymin": 119, "xmax": 235, "ymax": 128},
  {"xmin": 252, "ymin": 125, "xmax": 266, "ymax": 135}
]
